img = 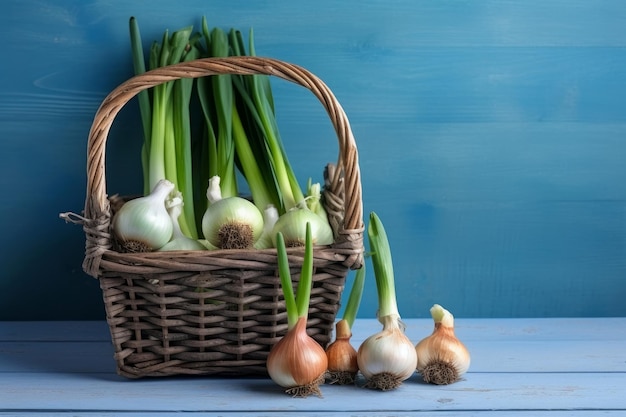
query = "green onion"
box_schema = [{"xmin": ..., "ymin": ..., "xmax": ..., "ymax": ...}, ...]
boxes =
[
  {"xmin": 246, "ymin": 29, "xmax": 304, "ymax": 212},
  {"xmin": 267, "ymin": 223, "xmax": 328, "ymax": 397},
  {"xmin": 208, "ymin": 27, "xmax": 237, "ymax": 198},
  {"xmin": 368, "ymin": 211, "xmax": 399, "ymax": 319},
  {"xmin": 342, "ymin": 266, "xmax": 366, "ymax": 329},
  {"xmin": 129, "ymin": 19, "xmax": 199, "ymax": 237},
  {"xmin": 128, "ymin": 17, "xmax": 151, "ymax": 195},
  {"xmin": 125, "ymin": 18, "xmax": 334, "ymax": 249},
  {"xmin": 356, "ymin": 212, "xmax": 417, "ymax": 390},
  {"xmin": 171, "ymin": 39, "xmax": 200, "ymax": 238}
]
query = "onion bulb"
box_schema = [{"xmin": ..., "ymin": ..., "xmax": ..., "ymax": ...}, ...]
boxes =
[
  {"xmin": 357, "ymin": 212, "xmax": 417, "ymax": 390},
  {"xmin": 201, "ymin": 176, "xmax": 264, "ymax": 249},
  {"xmin": 358, "ymin": 315, "xmax": 417, "ymax": 390},
  {"xmin": 112, "ymin": 179, "xmax": 174, "ymax": 252},
  {"xmin": 271, "ymin": 207, "xmax": 333, "ymax": 247},
  {"xmin": 267, "ymin": 317, "xmax": 328, "ymax": 397},
  {"xmin": 325, "ymin": 265, "xmax": 365, "ymax": 385},
  {"xmin": 267, "ymin": 223, "xmax": 328, "ymax": 397},
  {"xmin": 325, "ymin": 319, "xmax": 358, "ymax": 385},
  {"xmin": 415, "ymin": 304, "xmax": 471, "ymax": 385},
  {"xmin": 159, "ymin": 193, "xmax": 206, "ymax": 252}
]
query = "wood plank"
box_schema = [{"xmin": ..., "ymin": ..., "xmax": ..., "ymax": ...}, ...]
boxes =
[
  {"xmin": 1, "ymin": 412, "xmax": 624, "ymax": 417},
  {"xmin": 0, "ymin": 372, "xmax": 623, "ymax": 413},
  {"xmin": 1, "ymin": 335, "xmax": 624, "ymax": 374},
  {"xmin": 1, "ymin": 338, "xmax": 623, "ymax": 374},
  {"xmin": 0, "ymin": 410, "xmax": 624, "ymax": 417},
  {"xmin": 1, "ymin": 319, "xmax": 624, "ymax": 414},
  {"xmin": 1, "ymin": 319, "xmax": 624, "ymax": 374},
  {"xmin": 3, "ymin": 318, "xmax": 625, "ymax": 342}
]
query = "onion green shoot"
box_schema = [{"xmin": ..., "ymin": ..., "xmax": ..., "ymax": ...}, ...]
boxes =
[
  {"xmin": 368, "ymin": 211, "xmax": 399, "ymax": 319},
  {"xmin": 342, "ymin": 265, "xmax": 366, "ymax": 330},
  {"xmin": 276, "ymin": 222, "xmax": 314, "ymax": 328}
]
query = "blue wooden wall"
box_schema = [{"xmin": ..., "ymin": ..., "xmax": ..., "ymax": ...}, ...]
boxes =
[{"xmin": 1, "ymin": 0, "xmax": 625, "ymax": 320}]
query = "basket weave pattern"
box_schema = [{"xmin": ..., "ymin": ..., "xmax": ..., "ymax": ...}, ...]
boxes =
[{"xmin": 77, "ymin": 57, "xmax": 364, "ymax": 378}]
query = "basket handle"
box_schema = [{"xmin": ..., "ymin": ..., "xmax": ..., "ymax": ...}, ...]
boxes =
[{"xmin": 82, "ymin": 56, "xmax": 363, "ymax": 274}]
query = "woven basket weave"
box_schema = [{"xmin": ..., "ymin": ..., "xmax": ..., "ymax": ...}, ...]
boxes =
[{"xmin": 71, "ymin": 56, "xmax": 364, "ymax": 378}]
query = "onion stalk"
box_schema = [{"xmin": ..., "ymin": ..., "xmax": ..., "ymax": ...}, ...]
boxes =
[
  {"xmin": 127, "ymin": 19, "xmax": 334, "ymax": 249},
  {"xmin": 230, "ymin": 29, "xmax": 334, "ymax": 247},
  {"xmin": 129, "ymin": 18, "xmax": 200, "ymax": 238},
  {"xmin": 357, "ymin": 212, "xmax": 417, "ymax": 390},
  {"xmin": 325, "ymin": 265, "xmax": 365, "ymax": 384},
  {"xmin": 267, "ymin": 223, "xmax": 328, "ymax": 397}
]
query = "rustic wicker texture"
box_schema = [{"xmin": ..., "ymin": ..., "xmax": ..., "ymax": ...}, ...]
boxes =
[{"xmin": 79, "ymin": 57, "xmax": 364, "ymax": 378}]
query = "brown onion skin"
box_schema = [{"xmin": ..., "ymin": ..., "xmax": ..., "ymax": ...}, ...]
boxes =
[
  {"xmin": 326, "ymin": 320, "xmax": 358, "ymax": 374},
  {"xmin": 267, "ymin": 317, "xmax": 328, "ymax": 388}
]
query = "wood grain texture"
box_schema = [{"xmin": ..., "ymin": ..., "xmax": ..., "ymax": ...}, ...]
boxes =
[
  {"xmin": 0, "ymin": 319, "xmax": 624, "ymax": 414},
  {"xmin": 0, "ymin": 0, "xmax": 625, "ymax": 319}
]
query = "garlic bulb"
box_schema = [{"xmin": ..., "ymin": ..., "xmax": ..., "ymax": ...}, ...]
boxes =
[
  {"xmin": 112, "ymin": 179, "xmax": 174, "ymax": 252},
  {"xmin": 415, "ymin": 304, "xmax": 471, "ymax": 385}
]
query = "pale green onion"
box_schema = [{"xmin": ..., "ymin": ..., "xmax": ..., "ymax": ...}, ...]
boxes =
[
  {"xmin": 271, "ymin": 208, "xmax": 334, "ymax": 247},
  {"xmin": 357, "ymin": 212, "xmax": 417, "ymax": 390}
]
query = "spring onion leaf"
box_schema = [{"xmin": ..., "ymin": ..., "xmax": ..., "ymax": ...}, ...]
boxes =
[
  {"xmin": 342, "ymin": 265, "xmax": 366, "ymax": 329},
  {"xmin": 276, "ymin": 223, "xmax": 314, "ymax": 329},
  {"xmin": 368, "ymin": 212, "xmax": 399, "ymax": 319}
]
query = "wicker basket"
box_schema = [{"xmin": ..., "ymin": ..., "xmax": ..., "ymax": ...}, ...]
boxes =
[{"xmin": 68, "ymin": 56, "xmax": 364, "ymax": 378}]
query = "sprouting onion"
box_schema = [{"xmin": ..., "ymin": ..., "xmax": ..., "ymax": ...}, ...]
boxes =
[
  {"xmin": 129, "ymin": 18, "xmax": 199, "ymax": 238},
  {"xmin": 325, "ymin": 265, "xmax": 365, "ymax": 384},
  {"xmin": 126, "ymin": 18, "xmax": 334, "ymax": 250},
  {"xmin": 267, "ymin": 223, "xmax": 328, "ymax": 397},
  {"xmin": 230, "ymin": 29, "xmax": 333, "ymax": 247},
  {"xmin": 357, "ymin": 212, "xmax": 417, "ymax": 390},
  {"xmin": 415, "ymin": 304, "xmax": 471, "ymax": 385}
]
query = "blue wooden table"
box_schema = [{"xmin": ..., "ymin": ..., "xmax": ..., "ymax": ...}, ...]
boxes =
[{"xmin": 1, "ymin": 318, "xmax": 624, "ymax": 415}]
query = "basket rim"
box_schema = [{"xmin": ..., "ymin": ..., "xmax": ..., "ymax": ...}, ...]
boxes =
[{"xmin": 77, "ymin": 56, "xmax": 364, "ymax": 277}]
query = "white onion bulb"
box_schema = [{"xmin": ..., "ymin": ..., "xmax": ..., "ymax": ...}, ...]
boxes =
[
  {"xmin": 271, "ymin": 208, "xmax": 333, "ymax": 247},
  {"xmin": 201, "ymin": 176, "xmax": 264, "ymax": 249},
  {"xmin": 357, "ymin": 314, "xmax": 417, "ymax": 390},
  {"xmin": 112, "ymin": 179, "xmax": 174, "ymax": 252}
]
